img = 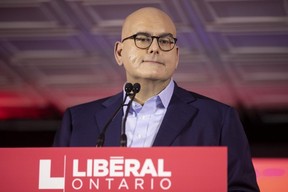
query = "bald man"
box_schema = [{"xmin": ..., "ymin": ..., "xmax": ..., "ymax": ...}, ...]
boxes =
[{"xmin": 53, "ymin": 7, "xmax": 259, "ymax": 191}]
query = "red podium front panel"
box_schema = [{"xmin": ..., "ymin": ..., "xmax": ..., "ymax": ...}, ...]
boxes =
[{"xmin": 0, "ymin": 147, "xmax": 227, "ymax": 191}]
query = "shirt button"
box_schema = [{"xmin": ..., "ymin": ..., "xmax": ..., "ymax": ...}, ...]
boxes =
[{"xmin": 137, "ymin": 134, "xmax": 142, "ymax": 139}]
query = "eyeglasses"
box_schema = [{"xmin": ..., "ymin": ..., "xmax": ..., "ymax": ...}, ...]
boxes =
[{"xmin": 121, "ymin": 33, "xmax": 177, "ymax": 52}]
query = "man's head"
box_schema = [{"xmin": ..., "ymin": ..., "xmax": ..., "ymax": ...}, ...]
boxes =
[{"xmin": 114, "ymin": 7, "xmax": 179, "ymax": 83}]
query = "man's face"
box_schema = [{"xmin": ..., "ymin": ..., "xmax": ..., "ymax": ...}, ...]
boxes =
[{"xmin": 115, "ymin": 9, "xmax": 179, "ymax": 83}]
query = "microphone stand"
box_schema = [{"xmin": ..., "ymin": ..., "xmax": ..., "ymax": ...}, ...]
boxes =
[
  {"xmin": 96, "ymin": 83, "xmax": 133, "ymax": 147},
  {"xmin": 120, "ymin": 83, "xmax": 141, "ymax": 147}
]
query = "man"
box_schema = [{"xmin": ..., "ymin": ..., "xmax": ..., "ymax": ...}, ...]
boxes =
[{"xmin": 53, "ymin": 7, "xmax": 259, "ymax": 191}]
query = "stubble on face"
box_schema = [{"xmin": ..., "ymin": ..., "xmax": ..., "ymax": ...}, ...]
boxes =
[{"xmin": 126, "ymin": 53, "xmax": 165, "ymax": 81}]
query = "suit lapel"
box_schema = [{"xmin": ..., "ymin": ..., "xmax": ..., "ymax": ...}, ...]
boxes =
[
  {"xmin": 153, "ymin": 86, "xmax": 198, "ymax": 146},
  {"xmin": 94, "ymin": 93, "xmax": 123, "ymax": 146}
]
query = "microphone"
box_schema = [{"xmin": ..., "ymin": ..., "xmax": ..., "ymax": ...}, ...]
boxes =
[
  {"xmin": 96, "ymin": 82, "xmax": 133, "ymax": 147},
  {"xmin": 120, "ymin": 83, "xmax": 141, "ymax": 147}
]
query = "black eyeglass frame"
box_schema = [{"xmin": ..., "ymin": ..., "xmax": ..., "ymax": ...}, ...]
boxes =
[{"xmin": 121, "ymin": 33, "xmax": 177, "ymax": 52}]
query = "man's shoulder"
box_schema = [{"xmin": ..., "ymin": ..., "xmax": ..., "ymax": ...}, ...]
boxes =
[{"xmin": 175, "ymin": 85, "xmax": 232, "ymax": 110}]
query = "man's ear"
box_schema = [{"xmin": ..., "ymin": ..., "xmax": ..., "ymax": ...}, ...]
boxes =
[
  {"xmin": 175, "ymin": 46, "xmax": 180, "ymax": 69},
  {"xmin": 114, "ymin": 41, "xmax": 123, "ymax": 66}
]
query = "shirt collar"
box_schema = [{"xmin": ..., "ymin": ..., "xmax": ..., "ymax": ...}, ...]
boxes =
[
  {"xmin": 122, "ymin": 79, "xmax": 174, "ymax": 109},
  {"xmin": 157, "ymin": 79, "xmax": 174, "ymax": 108}
]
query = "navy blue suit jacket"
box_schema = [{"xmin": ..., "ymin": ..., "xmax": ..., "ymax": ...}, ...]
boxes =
[{"xmin": 53, "ymin": 85, "xmax": 259, "ymax": 191}]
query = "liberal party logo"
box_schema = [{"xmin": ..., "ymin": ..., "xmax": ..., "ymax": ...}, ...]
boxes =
[{"xmin": 39, "ymin": 156, "xmax": 172, "ymax": 191}]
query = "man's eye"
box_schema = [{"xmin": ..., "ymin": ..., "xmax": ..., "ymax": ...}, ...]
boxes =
[
  {"xmin": 136, "ymin": 36, "xmax": 151, "ymax": 42},
  {"xmin": 159, "ymin": 39, "xmax": 171, "ymax": 44}
]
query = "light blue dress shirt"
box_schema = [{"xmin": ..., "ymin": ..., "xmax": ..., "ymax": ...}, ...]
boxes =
[{"xmin": 122, "ymin": 79, "xmax": 174, "ymax": 147}]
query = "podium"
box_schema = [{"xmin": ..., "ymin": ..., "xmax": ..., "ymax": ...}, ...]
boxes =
[{"xmin": 0, "ymin": 147, "xmax": 227, "ymax": 191}]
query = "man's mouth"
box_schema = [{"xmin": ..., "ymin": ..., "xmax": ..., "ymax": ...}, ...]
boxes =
[{"xmin": 142, "ymin": 60, "xmax": 164, "ymax": 65}]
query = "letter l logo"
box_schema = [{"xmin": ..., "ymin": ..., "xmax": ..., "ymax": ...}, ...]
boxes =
[{"xmin": 39, "ymin": 159, "xmax": 65, "ymax": 189}]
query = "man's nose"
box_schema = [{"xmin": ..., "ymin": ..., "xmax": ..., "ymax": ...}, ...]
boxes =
[{"xmin": 148, "ymin": 38, "xmax": 160, "ymax": 54}]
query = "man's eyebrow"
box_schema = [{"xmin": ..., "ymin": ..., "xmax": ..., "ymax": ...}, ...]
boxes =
[
  {"xmin": 135, "ymin": 32, "xmax": 151, "ymax": 36},
  {"xmin": 158, "ymin": 33, "xmax": 174, "ymax": 37},
  {"xmin": 135, "ymin": 32, "xmax": 174, "ymax": 37}
]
